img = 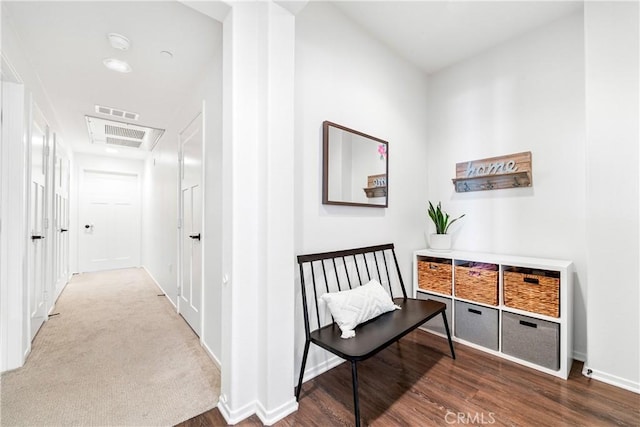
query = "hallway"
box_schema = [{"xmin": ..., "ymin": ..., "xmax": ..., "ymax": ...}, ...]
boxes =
[{"xmin": 0, "ymin": 268, "xmax": 220, "ymax": 426}]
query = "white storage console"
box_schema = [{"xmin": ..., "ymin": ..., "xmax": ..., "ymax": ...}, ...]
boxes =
[{"xmin": 413, "ymin": 249, "xmax": 573, "ymax": 379}]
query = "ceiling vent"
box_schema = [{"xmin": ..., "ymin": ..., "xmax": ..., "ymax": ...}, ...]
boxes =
[
  {"xmin": 85, "ymin": 115, "xmax": 165, "ymax": 151},
  {"xmin": 94, "ymin": 104, "xmax": 139, "ymax": 121}
]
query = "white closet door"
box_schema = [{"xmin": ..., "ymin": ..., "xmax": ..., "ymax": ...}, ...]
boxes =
[
  {"xmin": 53, "ymin": 138, "xmax": 70, "ymax": 299},
  {"xmin": 29, "ymin": 105, "xmax": 49, "ymax": 339},
  {"xmin": 178, "ymin": 112, "xmax": 203, "ymax": 336},
  {"xmin": 78, "ymin": 170, "xmax": 140, "ymax": 273}
]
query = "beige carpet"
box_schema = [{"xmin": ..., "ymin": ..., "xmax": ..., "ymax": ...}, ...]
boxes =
[{"xmin": 0, "ymin": 268, "xmax": 220, "ymax": 426}]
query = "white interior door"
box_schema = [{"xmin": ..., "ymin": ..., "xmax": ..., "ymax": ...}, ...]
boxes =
[
  {"xmin": 78, "ymin": 170, "xmax": 140, "ymax": 272},
  {"xmin": 53, "ymin": 138, "xmax": 70, "ymax": 298},
  {"xmin": 179, "ymin": 113, "xmax": 203, "ymax": 336},
  {"xmin": 29, "ymin": 105, "xmax": 49, "ymax": 339}
]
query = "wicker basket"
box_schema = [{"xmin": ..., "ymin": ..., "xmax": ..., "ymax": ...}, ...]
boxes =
[
  {"xmin": 454, "ymin": 263, "xmax": 498, "ymax": 306},
  {"xmin": 504, "ymin": 268, "xmax": 560, "ymax": 318},
  {"xmin": 417, "ymin": 258, "xmax": 452, "ymax": 295}
]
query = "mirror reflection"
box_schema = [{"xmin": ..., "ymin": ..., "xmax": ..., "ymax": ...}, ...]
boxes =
[{"xmin": 323, "ymin": 121, "xmax": 388, "ymax": 207}]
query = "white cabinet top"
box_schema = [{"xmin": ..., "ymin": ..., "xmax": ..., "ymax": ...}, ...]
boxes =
[{"xmin": 414, "ymin": 249, "xmax": 573, "ymax": 271}]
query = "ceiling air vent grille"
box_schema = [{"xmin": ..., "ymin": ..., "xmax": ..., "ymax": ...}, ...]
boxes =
[
  {"xmin": 94, "ymin": 104, "xmax": 140, "ymax": 121},
  {"xmin": 106, "ymin": 137, "xmax": 143, "ymax": 148},
  {"xmin": 105, "ymin": 125, "xmax": 146, "ymax": 140},
  {"xmin": 85, "ymin": 115, "xmax": 165, "ymax": 152}
]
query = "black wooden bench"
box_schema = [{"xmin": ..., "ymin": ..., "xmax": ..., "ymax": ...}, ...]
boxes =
[{"xmin": 295, "ymin": 243, "xmax": 455, "ymax": 426}]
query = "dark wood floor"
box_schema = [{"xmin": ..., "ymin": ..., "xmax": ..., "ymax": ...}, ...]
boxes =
[{"xmin": 177, "ymin": 330, "xmax": 640, "ymax": 426}]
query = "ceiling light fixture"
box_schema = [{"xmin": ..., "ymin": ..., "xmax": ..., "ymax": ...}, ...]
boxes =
[
  {"xmin": 103, "ymin": 58, "xmax": 132, "ymax": 73},
  {"xmin": 108, "ymin": 33, "xmax": 130, "ymax": 50}
]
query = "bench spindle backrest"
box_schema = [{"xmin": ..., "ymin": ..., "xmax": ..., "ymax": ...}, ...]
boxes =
[{"xmin": 297, "ymin": 243, "xmax": 407, "ymax": 340}]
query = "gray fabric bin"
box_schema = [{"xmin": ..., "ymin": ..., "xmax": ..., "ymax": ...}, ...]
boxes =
[
  {"xmin": 502, "ymin": 312, "xmax": 560, "ymax": 370},
  {"xmin": 416, "ymin": 292, "xmax": 452, "ymax": 336},
  {"xmin": 454, "ymin": 300, "xmax": 499, "ymax": 350}
]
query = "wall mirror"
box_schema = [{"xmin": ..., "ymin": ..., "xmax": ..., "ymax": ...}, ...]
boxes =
[{"xmin": 322, "ymin": 121, "xmax": 388, "ymax": 208}]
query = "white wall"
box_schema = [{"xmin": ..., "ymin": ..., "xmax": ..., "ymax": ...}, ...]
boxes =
[
  {"xmin": 217, "ymin": 3, "xmax": 297, "ymax": 423},
  {"xmin": 584, "ymin": 1, "xmax": 639, "ymax": 393},
  {"xmin": 294, "ymin": 1, "xmax": 431, "ymax": 379},
  {"xmin": 141, "ymin": 28, "xmax": 223, "ymax": 364},
  {"xmin": 0, "ymin": 81, "xmax": 29, "ymax": 372},
  {"xmin": 425, "ymin": 12, "xmax": 588, "ymax": 360},
  {"xmin": 141, "ymin": 130, "xmax": 179, "ymax": 301},
  {"xmin": 1, "ymin": 7, "xmax": 73, "ymax": 371},
  {"xmin": 1, "ymin": 4, "xmax": 62, "ymax": 136}
]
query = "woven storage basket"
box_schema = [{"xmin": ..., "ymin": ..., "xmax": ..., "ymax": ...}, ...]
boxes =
[
  {"xmin": 454, "ymin": 263, "xmax": 498, "ymax": 306},
  {"xmin": 504, "ymin": 269, "xmax": 560, "ymax": 318},
  {"xmin": 417, "ymin": 258, "xmax": 452, "ymax": 295}
]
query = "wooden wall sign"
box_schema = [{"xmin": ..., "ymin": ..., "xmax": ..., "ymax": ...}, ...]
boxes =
[{"xmin": 452, "ymin": 151, "xmax": 532, "ymax": 192}]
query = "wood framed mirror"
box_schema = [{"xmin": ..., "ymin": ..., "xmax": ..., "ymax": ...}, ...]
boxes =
[{"xmin": 322, "ymin": 121, "xmax": 388, "ymax": 208}]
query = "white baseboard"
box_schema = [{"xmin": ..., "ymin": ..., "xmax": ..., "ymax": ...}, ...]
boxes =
[
  {"xmin": 582, "ymin": 365, "xmax": 640, "ymax": 394},
  {"xmin": 217, "ymin": 394, "xmax": 298, "ymax": 425},
  {"xmin": 256, "ymin": 398, "xmax": 298, "ymax": 426},
  {"xmin": 302, "ymin": 355, "xmax": 344, "ymax": 383},
  {"xmin": 201, "ymin": 339, "xmax": 222, "ymax": 370},
  {"xmin": 141, "ymin": 266, "xmax": 176, "ymax": 309},
  {"xmin": 217, "ymin": 394, "xmax": 256, "ymax": 425},
  {"xmin": 52, "ymin": 272, "xmax": 72, "ymax": 306},
  {"xmin": 572, "ymin": 350, "xmax": 587, "ymax": 362}
]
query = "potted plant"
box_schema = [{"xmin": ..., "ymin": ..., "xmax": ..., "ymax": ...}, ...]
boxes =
[{"xmin": 427, "ymin": 201, "xmax": 465, "ymax": 251}]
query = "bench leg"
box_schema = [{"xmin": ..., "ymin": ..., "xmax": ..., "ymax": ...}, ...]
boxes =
[
  {"xmin": 441, "ymin": 311, "xmax": 456, "ymax": 360},
  {"xmin": 295, "ymin": 339, "xmax": 311, "ymax": 401},
  {"xmin": 351, "ymin": 361, "xmax": 361, "ymax": 427}
]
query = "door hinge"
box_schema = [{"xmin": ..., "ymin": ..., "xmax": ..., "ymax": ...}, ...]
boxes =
[
  {"xmin": 177, "ymin": 218, "xmax": 182, "ymax": 229},
  {"xmin": 44, "ymin": 218, "xmax": 49, "ymax": 229}
]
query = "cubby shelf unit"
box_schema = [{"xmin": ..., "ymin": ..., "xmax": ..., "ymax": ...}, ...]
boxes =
[{"xmin": 413, "ymin": 249, "xmax": 573, "ymax": 379}]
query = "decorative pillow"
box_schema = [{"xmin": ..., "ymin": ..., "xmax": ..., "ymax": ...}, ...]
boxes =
[{"xmin": 320, "ymin": 279, "xmax": 401, "ymax": 339}]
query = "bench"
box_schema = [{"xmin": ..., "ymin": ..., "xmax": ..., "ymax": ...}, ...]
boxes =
[{"xmin": 295, "ymin": 243, "xmax": 455, "ymax": 426}]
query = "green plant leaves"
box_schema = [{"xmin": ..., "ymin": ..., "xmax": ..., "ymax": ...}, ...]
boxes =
[{"xmin": 428, "ymin": 201, "xmax": 465, "ymax": 234}]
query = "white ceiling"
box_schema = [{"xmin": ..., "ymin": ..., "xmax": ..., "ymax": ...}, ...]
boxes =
[
  {"xmin": 332, "ymin": 1, "xmax": 584, "ymax": 74},
  {"xmin": 3, "ymin": 1, "xmax": 583, "ymax": 159},
  {"xmin": 2, "ymin": 1, "xmax": 221, "ymax": 158}
]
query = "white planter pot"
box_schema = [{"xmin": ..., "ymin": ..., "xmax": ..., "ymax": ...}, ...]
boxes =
[{"xmin": 429, "ymin": 233, "xmax": 451, "ymax": 251}]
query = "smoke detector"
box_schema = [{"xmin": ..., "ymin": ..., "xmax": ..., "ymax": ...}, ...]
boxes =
[
  {"xmin": 108, "ymin": 33, "xmax": 130, "ymax": 50},
  {"xmin": 85, "ymin": 116, "xmax": 164, "ymax": 151}
]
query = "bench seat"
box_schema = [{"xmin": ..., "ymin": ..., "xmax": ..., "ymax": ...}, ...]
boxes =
[
  {"xmin": 295, "ymin": 244, "xmax": 455, "ymax": 426},
  {"xmin": 311, "ymin": 298, "xmax": 446, "ymax": 361}
]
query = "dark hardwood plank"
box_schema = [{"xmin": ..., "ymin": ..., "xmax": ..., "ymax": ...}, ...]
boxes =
[{"xmin": 177, "ymin": 330, "xmax": 640, "ymax": 426}]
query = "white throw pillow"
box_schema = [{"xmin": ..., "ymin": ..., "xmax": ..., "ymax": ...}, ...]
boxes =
[{"xmin": 320, "ymin": 279, "xmax": 401, "ymax": 339}]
